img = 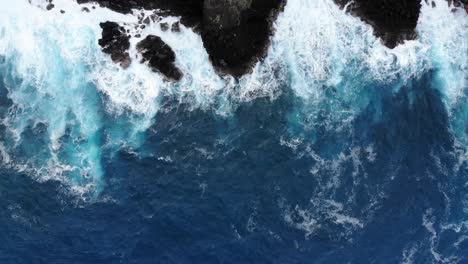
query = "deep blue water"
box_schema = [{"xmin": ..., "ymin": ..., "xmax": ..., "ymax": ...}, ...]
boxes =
[
  {"xmin": 0, "ymin": 0, "xmax": 467, "ymax": 263},
  {"xmin": 1, "ymin": 70, "xmax": 466, "ymax": 263}
]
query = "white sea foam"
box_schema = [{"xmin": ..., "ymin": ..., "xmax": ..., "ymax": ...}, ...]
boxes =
[
  {"xmin": 422, "ymin": 208, "xmax": 461, "ymax": 263},
  {"xmin": 0, "ymin": 0, "xmax": 113, "ymax": 192},
  {"xmin": 258, "ymin": 0, "xmax": 429, "ymax": 97},
  {"xmin": 418, "ymin": 0, "xmax": 468, "ymax": 107},
  {"xmin": 415, "ymin": 0, "xmax": 468, "ymax": 149},
  {"xmin": 401, "ymin": 244, "xmax": 419, "ymax": 264},
  {"xmin": 283, "ymin": 204, "xmax": 320, "ymax": 239},
  {"xmin": 0, "ymin": 0, "xmax": 466, "ymax": 197},
  {"xmin": 282, "ymin": 197, "xmax": 363, "ymax": 240}
]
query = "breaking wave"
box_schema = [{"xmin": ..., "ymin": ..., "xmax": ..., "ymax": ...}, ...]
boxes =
[{"xmin": 0, "ymin": 0, "xmax": 465, "ymax": 196}]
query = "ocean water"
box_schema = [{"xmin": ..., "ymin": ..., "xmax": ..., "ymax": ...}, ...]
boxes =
[{"xmin": 0, "ymin": 0, "xmax": 467, "ymax": 263}]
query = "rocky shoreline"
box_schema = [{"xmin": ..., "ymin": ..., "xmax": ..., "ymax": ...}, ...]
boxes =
[
  {"xmin": 335, "ymin": 0, "xmax": 422, "ymax": 48},
  {"xmin": 71, "ymin": 0, "xmax": 467, "ymax": 79},
  {"xmin": 79, "ymin": 0, "xmax": 284, "ymax": 77}
]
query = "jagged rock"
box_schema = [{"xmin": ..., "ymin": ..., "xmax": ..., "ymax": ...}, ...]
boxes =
[
  {"xmin": 98, "ymin": 22, "xmax": 131, "ymax": 69},
  {"xmin": 136, "ymin": 35, "xmax": 183, "ymax": 81}
]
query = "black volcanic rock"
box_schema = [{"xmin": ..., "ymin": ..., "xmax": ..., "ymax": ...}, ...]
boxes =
[
  {"xmin": 136, "ymin": 35, "xmax": 183, "ymax": 81},
  {"xmin": 98, "ymin": 22, "xmax": 131, "ymax": 68},
  {"xmin": 335, "ymin": 0, "xmax": 422, "ymax": 48},
  {"xmin": 202, "ymin": 0, "xmax": 285, "ymax": 76}
]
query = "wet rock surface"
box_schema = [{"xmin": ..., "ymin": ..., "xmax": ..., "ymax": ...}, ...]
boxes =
[
  {"xmin": 136, "ymin": 35, "xmax": 183, "ymax": 81},
  {"xmin": 98, "ymin": 22, "xmax": 131, "ymax": 68}
]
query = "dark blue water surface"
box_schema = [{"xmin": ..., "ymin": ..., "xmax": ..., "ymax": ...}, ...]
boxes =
[{"xmin": 0, "ymin": 67, "xmax": 466, "ymax": 263}]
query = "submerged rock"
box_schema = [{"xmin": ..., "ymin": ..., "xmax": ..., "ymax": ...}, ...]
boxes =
[
  {"xmin": 450, "ymin": 0, "xmax": 468, "ymax": 12},
  {"xmin": 171, "ymin": 22, "xmax": 180, "ymax": 33},
  {"xmin": 136, "ymin": 35, "xmax": 183, "ymax": 81},
  {"xmin": 98, "ymin": 22, "xmax": 131, "ymax": 69},
  {"xmin": 160, "ymin": 23, "xmax": 169, "ymax": 32}
]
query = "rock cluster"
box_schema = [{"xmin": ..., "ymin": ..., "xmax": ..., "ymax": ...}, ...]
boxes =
[
  {"xmin": 79, "ymin": 0, "xmax": 466, "ymax": 79},
  {"xmin": 78, "ymin": 0, "xmax": 284, "ymax": 77},
  {"xmin": 98, "ymin": 22, "xmax": 131, "ymax": 68}
]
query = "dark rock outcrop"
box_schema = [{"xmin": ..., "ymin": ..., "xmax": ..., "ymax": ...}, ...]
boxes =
[
  {"xmin": 76, "ymin": 0, "xmax": 284, "ymax": 77},
  {"xmin": 202, "ymin": 0, "xmax": 285, "ymax": 76},
  {"xmin": 136, "ymin": 35, "xmax": 183, "ymax": 81},
  {"xmin": 98, "ymin": 22, "xmax": 131, "ymax": 68},
  {"xmin": 335, "ymin": 0, "xmax": 422, "ymax": 48}
]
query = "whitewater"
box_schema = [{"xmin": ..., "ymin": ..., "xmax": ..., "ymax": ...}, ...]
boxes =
[{"xmin": 0, "ymin": 0, "xmax": 467, "ymax": 263}]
